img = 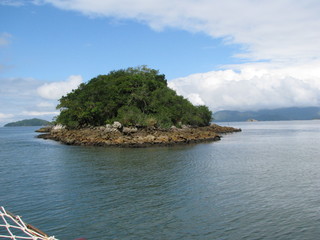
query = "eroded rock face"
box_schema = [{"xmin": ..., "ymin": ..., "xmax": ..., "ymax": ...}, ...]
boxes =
[{"xmin": 37, "ymin": 123, "xmax": 241, "ymax": 147}]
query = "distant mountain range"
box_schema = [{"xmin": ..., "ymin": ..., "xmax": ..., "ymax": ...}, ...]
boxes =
[
  {"xmin": 4, "ymin": 118, "xmax": 51, "ymax": 127},
  {"xmin": 213, "ymin": 107, "xmax": 320, "ymax": 122}
]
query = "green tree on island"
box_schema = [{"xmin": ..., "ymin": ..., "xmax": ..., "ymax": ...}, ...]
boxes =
[{"xmin": 55, "ymin": 66, "xmax": 212, "ymax": 129}]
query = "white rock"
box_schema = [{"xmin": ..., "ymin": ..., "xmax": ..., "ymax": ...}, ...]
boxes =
[
  {"xmin": 52, "ymin": 124, "xmax": 65, "ymax": 131},
  {"xmin": 112, "ymin": 121, "xmax": 122, "ymax": 129}
]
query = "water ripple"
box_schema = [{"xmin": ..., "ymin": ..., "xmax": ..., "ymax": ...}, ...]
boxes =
[{"xmin": 1, "ymin": 122, "xmax": 320, "ymax": 239}]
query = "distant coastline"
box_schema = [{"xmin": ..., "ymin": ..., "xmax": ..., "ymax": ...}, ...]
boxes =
[
  {"xmin": 4, "ymin": 118, "xmax": 51, "ymax": 127},
  {"xmin": 37, "ymin": 123, "xmax": 241, "ymax": 147},
  {"xmin": 213, "ymin": 107, "xmax": 320, "ymax": 122}
]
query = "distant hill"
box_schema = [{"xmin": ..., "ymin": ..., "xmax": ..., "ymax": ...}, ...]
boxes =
[
  {"xmin": 4, "ymin": 118, "xmax": 51, "ymax": 127},
  {"xmin": 213, "ymin": 107, "xmax": 320, "ymax": 122}
]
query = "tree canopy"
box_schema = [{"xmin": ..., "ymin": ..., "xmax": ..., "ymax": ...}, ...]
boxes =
[{"xmin": 55, "ymin": 66, "xmax": 212, "ymax": 129}]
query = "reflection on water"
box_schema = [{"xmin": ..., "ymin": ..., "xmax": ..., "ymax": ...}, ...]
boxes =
[{"xmin": 1, "ymin": 121, "xmax": 320, "ymax": 239}]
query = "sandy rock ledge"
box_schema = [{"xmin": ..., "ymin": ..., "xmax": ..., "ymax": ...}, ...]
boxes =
[{"xmin": 36, "ymin": 123, "xmax": 241, "ymax": 147}]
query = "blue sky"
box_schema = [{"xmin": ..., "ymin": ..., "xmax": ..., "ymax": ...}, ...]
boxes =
[
  {"xmin": 1, "ymin": 3, "xmax": 239, "ymax": 81},
  {"xmin": 1, "ymin": 0, "xmax": 320, "ymax": 125}
]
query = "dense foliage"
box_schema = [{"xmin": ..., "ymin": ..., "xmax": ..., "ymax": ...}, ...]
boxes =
[
  {"xmin": 56, "ymin": 66, "xmax": 212, "ymax": 128},
  {"xmin": 4, "ymin": 118, "xmax": 51, "ymax": 127}
]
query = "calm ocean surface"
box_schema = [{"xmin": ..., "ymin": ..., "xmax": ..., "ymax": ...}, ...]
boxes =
[{"xmin": 1, "ymin": 120, "xmax": 320, "ymax": 240}]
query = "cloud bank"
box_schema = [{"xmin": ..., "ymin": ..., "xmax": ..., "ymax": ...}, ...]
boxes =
[
  {"xmin": 0, "ymin": 75, "xmax": 83, "ymax": 125},
  {"xmin": 37, "ymin": 75, "xmax": 83, "ymax": 100},
  {"xmin": 21, "ymin": 111, "xmax": 59, "ymax": 116},
  {"xmin": 0, "ymin": 113, "xmax": 14, "ymax": 120},
  {"xmin": 169, "ymin": 64, "xmax": 320, "ymax": 111}
]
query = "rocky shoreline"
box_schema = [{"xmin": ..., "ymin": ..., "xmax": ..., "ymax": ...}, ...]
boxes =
[{"xmin": 36, "ymin": 123, "xmax": 241, "ymax": 147}]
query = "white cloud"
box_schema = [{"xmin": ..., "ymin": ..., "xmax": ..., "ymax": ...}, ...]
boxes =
[
  {"xmin": 0, "ymin": 113, "xmax": 14, "ymax": 119},
  {"xmin": 0, "ymin": 113, "xmax": 15, "ymax": 125},
  {"xmin": 0, "ymin": 76, "xmax": 79, "ymax": 125},
  {"xmin": 0, "ymin": 77, "xmax": 40, "ymax": 96},
  {"xmin": 37, "ymin": 75, "xmax": 83, "ymax": 100},
  {"xmin": 22, "ymin": 111, "xmax": 59, "ymax": 116},
  {"xmin": 186, "ymin": 93, "xmax": 205, "ymax": 106},
  {"xmin": 169, "ymin": 63, "xmax": 320, "ymax": 111},
  {"xmin": 0, "ymin": 77, "xmax": 47, "ymax": 124}
]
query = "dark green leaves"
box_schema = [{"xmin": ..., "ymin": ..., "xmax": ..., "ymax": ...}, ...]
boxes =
[{"xmin": 55, "ymin": 66, "xmax": 212, "ymax": 128}]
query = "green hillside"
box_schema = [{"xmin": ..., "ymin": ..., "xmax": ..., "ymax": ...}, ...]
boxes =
[{"xmin": 4, "ymin": 118, "xmax": 51, "ymax": 127}]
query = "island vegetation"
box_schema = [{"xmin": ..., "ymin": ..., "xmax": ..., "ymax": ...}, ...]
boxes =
[
  {"xmin": 55, "ymin": 66, "xmax": 212, "ymax": 129},
  {"xmin": 5, "ymin": 118, "xmax": 51, "ymax": 127},
  {"xmin": 38, "ymin": 66, "xmax": 240, "ymax": 147}
]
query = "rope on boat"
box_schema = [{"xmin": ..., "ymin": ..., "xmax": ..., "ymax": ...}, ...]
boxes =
[{"xmin": 0, "ymin": 206, "xmax": 57, "ymax": 240}]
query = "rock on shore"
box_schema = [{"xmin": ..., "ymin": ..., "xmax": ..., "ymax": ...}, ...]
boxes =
[{"xmin": 37, "ymin": 123, "xmax": 241, "ymax": 147}]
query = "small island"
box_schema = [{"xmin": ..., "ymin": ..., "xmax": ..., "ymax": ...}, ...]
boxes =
[
  {"xmin": 5, "ymin": 118, "xmax": 51, "ymax": 127},
  {"xmin": 37, "ymin": 66, "xmax": 240, "ymax": 147}
]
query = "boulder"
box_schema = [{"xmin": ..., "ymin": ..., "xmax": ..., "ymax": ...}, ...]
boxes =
[
  {"xmin": 122, "ymin": 127, "xmax": 138, "ymax": 134},
  {"xmin": 52, "ymin": 124, "xmax": 65, "ymax": 131},
  {"xmin": 170, "ymin": 126, "xmax": 178, "ymax": 131},
  {"xmin": 145, "ymin": 135, "xmax": 156, "ymax": 142},
  {"xmin": 104, "ymin": 124, "xmax": 119, "ymax": 133},
  {"xmin": 155, "ymin": 135, "xmax": 169, "ymax": 143},
  {"xmin": 104, "ymin": 128, "xmax": 119, "ymax": 133},
  {"xmin": 112, "ymin": 121, "xmax": 122, "ymax": 129},
  {"xmin": 35, "ymin": 126, "xmax": 52, "ymax": 132}
]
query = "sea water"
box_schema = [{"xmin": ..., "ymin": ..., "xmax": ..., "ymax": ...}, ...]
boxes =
[{"xmin": 0, "ymin": 120, "xmax": 320, "ymax": 239}]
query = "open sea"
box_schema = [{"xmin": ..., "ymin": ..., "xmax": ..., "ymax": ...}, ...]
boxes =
[{"xmin": 1, "ymin": 120, "xmax": 320, "ymax": 240}]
